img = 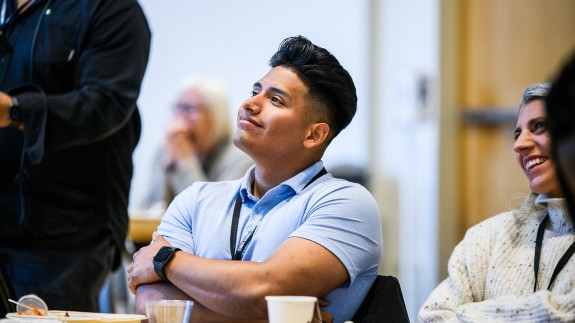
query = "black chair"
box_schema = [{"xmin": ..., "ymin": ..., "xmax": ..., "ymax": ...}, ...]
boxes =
[{"xmin": 352, "ymin": 275, "xmax": 410, "ymax": 323}]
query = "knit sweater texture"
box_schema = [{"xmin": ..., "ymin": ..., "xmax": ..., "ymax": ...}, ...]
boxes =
[{"xmin": 419, "ymin": 194, "xmax": 575, "ymax": 322}]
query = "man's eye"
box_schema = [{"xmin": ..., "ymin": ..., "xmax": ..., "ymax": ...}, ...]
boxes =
[
  {"xmin": 251, "ymin": 91, "xmax": 258, "ymax": 97},
  {"xmin": 271, "ymin": 96, "xmax": 283, "ymax": 104}
]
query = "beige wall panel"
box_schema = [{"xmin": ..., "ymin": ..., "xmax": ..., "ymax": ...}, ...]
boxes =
[{"xmin": 459, "ymin": 0, "xmax": 575, "ymax": 234}]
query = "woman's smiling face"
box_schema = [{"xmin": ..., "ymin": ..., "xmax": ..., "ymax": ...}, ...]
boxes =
[{"xmin": 513, "ymin": 99, "xmax": 562, "ymax": 197}]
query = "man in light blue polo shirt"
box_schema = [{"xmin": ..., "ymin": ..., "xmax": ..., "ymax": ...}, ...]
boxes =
[{"xmin": 128, "ymin": 35, "xmax": 383, "ymax": 323}]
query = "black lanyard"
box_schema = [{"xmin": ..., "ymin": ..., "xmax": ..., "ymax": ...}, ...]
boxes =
[
  {"xmin": 229, "ymin": 167, "xmax": 328, "ymax": 260},
  {"xmin": 533, "ymin": 213, "xmax": 575, "ymax": 292}
]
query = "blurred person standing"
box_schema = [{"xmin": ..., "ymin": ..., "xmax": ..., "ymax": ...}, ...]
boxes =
[
  {"xmin": 0, "ymin": 0, "xmax": 150, "ymax": 313},
  {"xmin": 141, "ymin": 76, "xmax": 253, "ymax": 209}
]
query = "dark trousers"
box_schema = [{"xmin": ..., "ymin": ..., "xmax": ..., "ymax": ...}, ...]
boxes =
[
  {"xmin": 0, "ymin": 231, "xmax": 115, "ymax": 312},
  {"xmin": 0, "ymin": 258, "xmax": 16, "ymax": 317}
]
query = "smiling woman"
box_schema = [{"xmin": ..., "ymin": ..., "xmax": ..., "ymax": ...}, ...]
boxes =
[
  {"xmin": 419, "ymin": 83, "xmax": 575, "ymax": 322},
  {"xmin": 513, "ymin": 84, "xmax": 562, "ymax": 198}
]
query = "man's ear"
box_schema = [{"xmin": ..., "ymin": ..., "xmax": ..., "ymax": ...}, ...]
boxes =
[{"xmin": 304, "ymin": 122, "xmax": 330, "ymax": 148}]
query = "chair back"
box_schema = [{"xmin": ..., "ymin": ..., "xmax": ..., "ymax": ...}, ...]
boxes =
[{"xmin": 352, "ymin": 275, "xmax": 410, "ymax": 323}]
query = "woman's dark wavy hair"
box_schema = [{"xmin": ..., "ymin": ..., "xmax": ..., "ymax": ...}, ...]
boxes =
[
  {"xmin": 546, "ymin": 52, "xmax": 575, "ymax": 221},
  {"xmin": 269, "ymin": 35, "xmax": 357, "ymax": 143}
]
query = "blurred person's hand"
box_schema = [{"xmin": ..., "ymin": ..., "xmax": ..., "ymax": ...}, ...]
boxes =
[{"xmin": 166, "ymin": 117, "xmax": 197, "ymax": 166}]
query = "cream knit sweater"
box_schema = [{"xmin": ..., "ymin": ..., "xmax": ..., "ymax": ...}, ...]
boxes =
[{"xmin": 419, "ymin": 194, "xmax": 575, "ymax": 322}]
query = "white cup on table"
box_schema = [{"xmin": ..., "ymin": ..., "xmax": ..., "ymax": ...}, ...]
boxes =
[{"xmin": 265, "ymin": 296, "xmax": 319, "ymax": 323}]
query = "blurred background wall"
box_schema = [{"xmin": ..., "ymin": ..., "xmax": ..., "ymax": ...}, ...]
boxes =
[{"xmin": 131, "ymin": 0, "xmax": 575, "ymax": 320}]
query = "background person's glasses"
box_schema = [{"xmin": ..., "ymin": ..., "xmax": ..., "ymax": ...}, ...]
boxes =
[{"xmin": 174, "ymin": 103, "xmax": 205, "ymax": 114}]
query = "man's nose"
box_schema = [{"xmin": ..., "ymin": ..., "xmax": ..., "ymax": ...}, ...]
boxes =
[{"xmin": 241, "ymin": 95, "xmax": 262, "ymax": 113}]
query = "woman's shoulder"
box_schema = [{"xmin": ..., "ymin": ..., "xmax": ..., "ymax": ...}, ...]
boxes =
[
  {"xmin": 463, "ymin": 211, "xmax": 517, "ymax": 241},
  {"xmin": 464, "ymin": 193, "xmax": 545, "ymax": 239}
]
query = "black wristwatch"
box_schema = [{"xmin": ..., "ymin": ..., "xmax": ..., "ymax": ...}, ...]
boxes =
[
  {"xmin": 153, "ymin": 246, "xmax": 181, "ymax": 281},
  {"xmin": 9, "ymin": 96, "xmax": 22, "ymax": 123}
]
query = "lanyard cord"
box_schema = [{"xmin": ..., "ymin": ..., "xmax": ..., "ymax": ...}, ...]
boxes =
[
  {"xmin": 533, "ymin": 213, "xmax": 575, "ymax": 292},
  {"xmin": 229, "ymin": 167, "xmax": 328, "ymax": 260}
]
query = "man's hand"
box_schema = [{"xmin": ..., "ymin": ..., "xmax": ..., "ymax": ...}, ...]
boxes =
[
  {"xmin": 0, "ymin": 92, "xmax": 12, "ymax": 128},
  {"xmin": 127, "ymin": 232, "xmax": 171, "ymax": 293},
  {"xmin": 315, "ymin": 298, "xmax": 334, "ymax": 323}
]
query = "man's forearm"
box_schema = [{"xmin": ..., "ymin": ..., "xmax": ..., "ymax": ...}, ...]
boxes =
[{"xmin": 136, "ymin": 282, "xmax": 266, "ymax": 323}]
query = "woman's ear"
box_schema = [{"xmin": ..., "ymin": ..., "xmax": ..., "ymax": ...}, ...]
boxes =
[{"xmin": 304, "ymin": 122, "xmax": 330, "ymax": 148}]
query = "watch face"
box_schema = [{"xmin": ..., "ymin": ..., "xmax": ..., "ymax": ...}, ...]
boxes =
[
  {"xmin": 153, "ymin": 246, "xmax": 174, "ymax": 264},
  {"xmin": 9, "ymin": 97, "xmax": 22, "ymax": 122}
]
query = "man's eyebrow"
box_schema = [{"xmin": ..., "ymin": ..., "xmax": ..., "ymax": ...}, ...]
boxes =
[
  {"xmin": 253, "ymin": 82, "xmax": 291, "ymax": 100},
  {"xmin": 269, "ymin": 86, "xmax": 290, "ymax": 99}
]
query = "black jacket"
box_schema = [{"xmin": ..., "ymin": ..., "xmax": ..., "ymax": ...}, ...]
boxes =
[{"xmin": 0, "ymin": 0, "xmax": 151, "ymax": 268}]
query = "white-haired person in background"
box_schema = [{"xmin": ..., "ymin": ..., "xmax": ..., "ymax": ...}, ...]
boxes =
[
  {"xmin": 419, "ymin": 83, "xmax": 575, "ymax": 322},
  {"xmin": 143, "ymin": 76, "xmax": 253, "ymax": 209}
]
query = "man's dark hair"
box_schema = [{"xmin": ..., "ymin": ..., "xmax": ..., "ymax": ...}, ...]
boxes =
[
  {"xmin": 546, "ymin": 51, "xmax": 575, "ymax": 221},
  {"xmin": 269, "ymin": 35, "xmax": 357, "ymax": 142}
]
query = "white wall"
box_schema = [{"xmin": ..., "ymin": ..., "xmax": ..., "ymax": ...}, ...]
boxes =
[{"xmin": 131, "ymin": 0, "xmax": 370, "ymax": 207}]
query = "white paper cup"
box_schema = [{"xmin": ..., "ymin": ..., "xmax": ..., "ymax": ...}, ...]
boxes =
[
  {"xmin": 145, "ymin": 300, "xmax": 194, "ymax": 323},
  {"xmin": 265, "ymin": 296, "xmax": 317, "ymax": 323}
]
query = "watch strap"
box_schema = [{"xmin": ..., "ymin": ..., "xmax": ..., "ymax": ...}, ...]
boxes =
[
  {"xmin": 153, "ymin": 262, "xmax": 169, "ymax": 281},
  {"xmin": 153, "ymin": 246, "xmax": 181, "ymax": 281}
]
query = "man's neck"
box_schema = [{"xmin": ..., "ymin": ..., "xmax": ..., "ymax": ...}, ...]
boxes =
[
  {"xmin": 251, "ymin": 167, "xmax": 284, "ymax": 199},
  {"xmin": 251, "ymin": 159, "xmax": 319, "ymax": 198}
]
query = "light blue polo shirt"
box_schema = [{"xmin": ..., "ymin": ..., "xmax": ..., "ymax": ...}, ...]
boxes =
[{"xmin": 158, "ymin": 161, "xmax": 383, "ymax": 323}]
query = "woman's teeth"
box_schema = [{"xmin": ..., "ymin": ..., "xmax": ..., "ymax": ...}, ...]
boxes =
[{"xmin": 525, "ymin": 157, "xmax": 548, "ymax": 172}]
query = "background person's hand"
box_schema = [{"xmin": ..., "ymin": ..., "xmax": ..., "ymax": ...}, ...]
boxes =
[{"xmin": 165, "ymin": 118, "xmax": 197, "ymax": 165}]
